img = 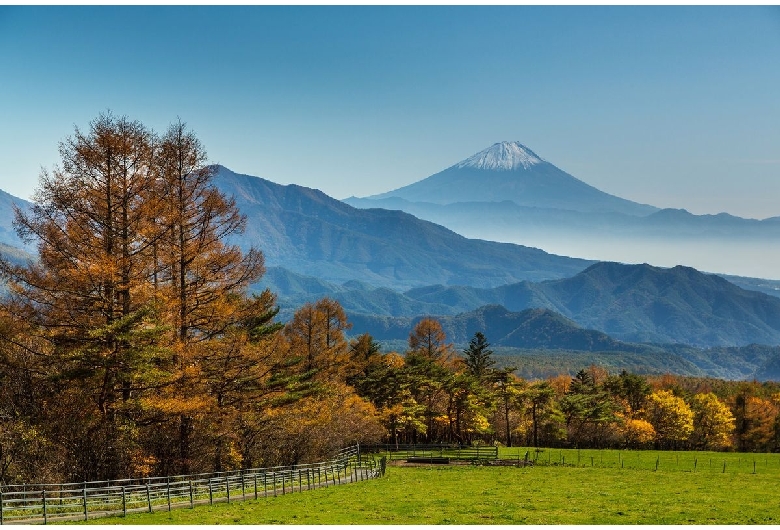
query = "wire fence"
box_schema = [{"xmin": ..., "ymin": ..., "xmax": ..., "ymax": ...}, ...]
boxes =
[{"xmin": 0, "ymin": 445, "xmax": 385, "ymax": 525}]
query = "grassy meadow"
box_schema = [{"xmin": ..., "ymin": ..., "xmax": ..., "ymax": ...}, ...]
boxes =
[{"xmin": 73, "ymin": 447, "xmax": 780, "ymax": 525}]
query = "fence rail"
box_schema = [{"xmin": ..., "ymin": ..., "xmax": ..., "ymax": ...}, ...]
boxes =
[
  {"xmin": 362, "ymin": 444, "xmax": 499, "ymax": 462},
  {"xmin": 0, "ymin": 445, "xmax": 384, "ymax": 524}
]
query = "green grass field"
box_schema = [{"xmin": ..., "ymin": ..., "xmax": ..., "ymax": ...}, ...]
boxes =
[{"xmin": 76, "ymin": 448, "xmax": 780, "ymax": 525}]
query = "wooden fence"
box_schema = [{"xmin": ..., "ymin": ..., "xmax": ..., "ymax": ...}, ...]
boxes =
[
  {"xmin": 362, "ymin": 444, "xmax": 499, "ymax": 462},
  {"xmin": 0, "ymin": 445, "xmax": 384, "ymax": 524}
]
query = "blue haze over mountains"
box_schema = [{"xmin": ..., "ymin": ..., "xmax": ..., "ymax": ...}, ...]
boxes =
[
  {"xmin": 3, "ymin": 143, "xmax": 780, "ymax": 379},
  {"xmin": 345, "ymin": 141, "xmax": 780, "ymax": 281}
]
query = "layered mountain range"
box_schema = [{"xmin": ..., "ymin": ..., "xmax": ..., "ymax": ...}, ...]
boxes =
[
  {"xmin": 346, "ymin": 141, "xmax": 780, "ymax": 280},
  {"xmin": 2, "ymin": 143, "xmax": 780, "ymax": 379},
  {"xmin": 260, "ymin": 261, "xmax": 780, "ymax": 347}
]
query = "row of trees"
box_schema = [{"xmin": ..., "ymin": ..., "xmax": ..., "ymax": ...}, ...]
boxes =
[
  {"xmin": 345, "ymin": 320, "xmax": 780, "ymax": 454},
  {"xmin": 1, "ymin": 113, "xmax": 778, "ymax": 485}
]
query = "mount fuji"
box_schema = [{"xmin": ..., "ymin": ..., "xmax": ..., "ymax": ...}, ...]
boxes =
[
  {"xmin": 345, "ymin": 141, "xmax": 780, "ymax": 280},
  {"xmin": 364, "ymin": 141, "xmax": 658, "ymax": 216}
]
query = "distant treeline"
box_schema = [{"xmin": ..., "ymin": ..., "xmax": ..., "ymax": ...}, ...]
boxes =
[{"xmin": 1, "ymin": 114, "xmax": 778, "ymax": 486}]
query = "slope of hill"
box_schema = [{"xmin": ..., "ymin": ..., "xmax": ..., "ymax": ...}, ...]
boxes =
[
  {"xmin": 0, "ymin": 188, "xmax": 32, "ymax": 250},
  {"xmin": 258, "ymin": 267, "xmax": 458, "ymax": 321},
  {"xmin": 257, "ymin": 261, "xmax": 780, "ymax": 349},
  {"xmin": 0, "ymin": 242, "xmax": 33, "ymax": 267},
  {"xmin": 401, "ymin": 263, "xmax": 780, "ymax": 347},
  {"xmin": 536, "ymin": 262, "xmax": 780, "ymax": 346},
  {"xmin": 211, "ymin": 165, "xmax": 592, "ymax": 289},
  {"xmin": 347, "ymin": 304, "xmax": 642, "ymax": 349}
]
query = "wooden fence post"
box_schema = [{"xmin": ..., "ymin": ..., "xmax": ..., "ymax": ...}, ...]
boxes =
[
  {"xmin": 0, "ymin": 489, "xmax": 4, "ymax": 525},
  {"xmin": 147, "ymin": 484, "xmax": 152, "ymax": 513},
  {"xmin": 167, "ymin": 478, "xmax": 172, "ymax": 511},
  {"xmin": 42, "ymin": 489, "xmax": 47, "ymax": 525},
  {"xmin": 189, "ymin": 480, "xmax": 194, "ymax": 508},
  {"xmin": 83, "ymin": 484, "xmax": 88, "ymax": 521},
  {"xmin": 208, "ymin": 480, "xmax": 213, "ymax": 505},
  {"xmin": 122, "ymin": 486, "xmax": 127, "ymax": 517},
  {"xmin": 227, "ymin": 477, "xmax": 231, "ymax": 503},
  {"xmin": 253, "ymin": 474, "xmax": 258, "ymax": 500}
]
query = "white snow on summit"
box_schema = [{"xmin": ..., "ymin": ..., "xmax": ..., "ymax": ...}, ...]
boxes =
[{"xmin": 456, "ymin": 141, "xmax": 544, "ymax": 171}]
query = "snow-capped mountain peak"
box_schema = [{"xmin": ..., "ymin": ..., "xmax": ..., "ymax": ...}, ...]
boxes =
[{"xmin": 455, "ymin": 141, "xmax": 545, "ymax": 171}]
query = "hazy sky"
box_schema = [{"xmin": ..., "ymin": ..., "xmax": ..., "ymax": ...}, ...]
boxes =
[{"xmin": 1, "ymin": 6, "xmax": 779, "ymax": 218}]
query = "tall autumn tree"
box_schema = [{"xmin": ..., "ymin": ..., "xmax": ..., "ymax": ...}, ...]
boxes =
[
  {"xmin": 521, "ymin": 380, "xmax": 560, "ymax": 448},
  {"xmin": 404, "ymin": 318, "xmax": 455, "ymax": 442},
  {"xmin": 0, "ymin": 114, "xmax": 277, "ymax": 479},
  {"xmin": 560, "ymin": 369, "xmax": 619, "ymax": 447},
  {"xmin": 491, "ymin": 368, "xmax": 523, "ymax": 447},
  {"xmin": 0, "ymin": 113, "xmax": 172, "ymax": 479},
  {"xmin": 148, "ymin": 120, "xmax": 266, "ymax": 473}
]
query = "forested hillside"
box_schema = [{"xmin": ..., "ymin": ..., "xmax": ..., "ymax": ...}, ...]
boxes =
[{"xmin": 260, "ymin": 263, "xmax": 780, "ymax": 348}]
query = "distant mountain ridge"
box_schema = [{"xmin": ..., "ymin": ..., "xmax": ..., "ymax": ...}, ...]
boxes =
[
  {"xmin": 211, "ymin": 165, "xmax": 592, "ymax": 289},
  {"xmin": 444, "ymin": 262, "xmax": 780, "ymax": 347},
  {"xmin": 347, "ymin": 304, "xmax": 780, "ymax": 381},
  {"xmin": 0, "ymin": 167, "xmax": 591, "ymax": 290},
  {"xmin": 259, "ymin": 262, "xmax": 780, "ymax": 348},
  {"xmin": 348, "ymin": 304, "xmax": 643, "ymax": 349}
]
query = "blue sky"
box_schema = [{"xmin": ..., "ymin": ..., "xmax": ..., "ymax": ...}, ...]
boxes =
[{"xmin": 1, "ymin": 5, "xmax": 779, "ymax": 218}]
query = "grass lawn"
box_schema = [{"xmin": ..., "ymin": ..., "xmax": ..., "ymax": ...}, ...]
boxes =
[{"xmin": 79, "ymin": 453, "xmax": 780, "ymax": 525}]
